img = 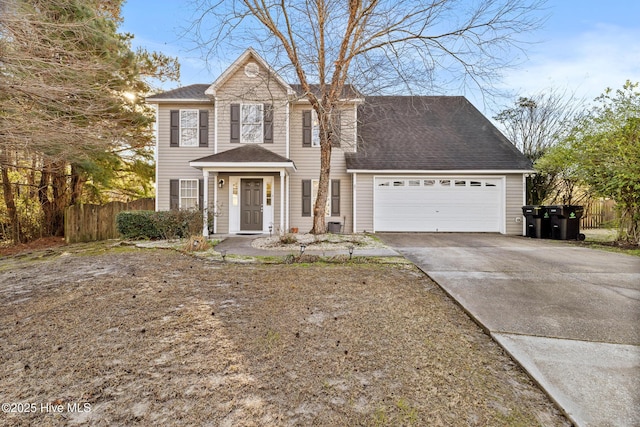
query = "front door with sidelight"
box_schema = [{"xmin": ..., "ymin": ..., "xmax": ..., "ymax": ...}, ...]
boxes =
[{"xmin": 240, "ymin": 179, "xmax": 263, "ymax": 231}]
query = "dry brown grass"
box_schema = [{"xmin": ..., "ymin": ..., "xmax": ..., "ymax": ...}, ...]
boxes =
[{"xmin": 0, "ymin": 246, "xmax": 569, "ymax": 426}]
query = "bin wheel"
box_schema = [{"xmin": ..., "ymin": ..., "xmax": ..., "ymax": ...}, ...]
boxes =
[{"xmin": 577, "ymin": 233, "xmax": 586, "ymax": 241}]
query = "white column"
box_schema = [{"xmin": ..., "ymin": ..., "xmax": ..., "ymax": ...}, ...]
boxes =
[
  {"xmin": 352, "ymin": 173, "xmax": 357, "ymax": 233},
  {"xmin": 202, "ymin": 170, "xmax": 209, "ymax": 237},
  {"xmin": 285, "ymin": 172, "xmax": 290, "ymax": 233},
  {"xmin": 280, "ymin": 170, "xmax": 285, "ymax": 234},
  {"xmin": 213, "ymin": 173, "xmax": 218, "ymax": 234}
]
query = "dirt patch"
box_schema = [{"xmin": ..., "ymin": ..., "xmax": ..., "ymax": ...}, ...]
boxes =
[
  {"xmin": 0, "ymin": 246, "xmax": 569, "ymax": 426},
  {"xmin": 0, "ymin": 237, "xmax": 67, "ymax": 257}
]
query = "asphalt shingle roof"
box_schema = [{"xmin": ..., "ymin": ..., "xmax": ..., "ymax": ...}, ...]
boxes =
[
  {"xmin": 191, "ymin": 144, "xmax": 293, "ymax": 164},
  {"xmin": 346, "ymin": 96, "xmax": 532, "ymax": 171},
  {"xmin": 146, "ymin": 84, "xmax": 210, "ymax": 101}
]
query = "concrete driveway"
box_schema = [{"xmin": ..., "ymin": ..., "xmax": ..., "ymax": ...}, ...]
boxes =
[{"xmin": 378, "ymin": 233, "xmax": 640, "ymax": 427}]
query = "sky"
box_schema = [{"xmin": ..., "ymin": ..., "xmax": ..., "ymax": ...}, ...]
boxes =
[{"xmin": 121, "ymin": 1, "xmax": 640, "ymax": 113}]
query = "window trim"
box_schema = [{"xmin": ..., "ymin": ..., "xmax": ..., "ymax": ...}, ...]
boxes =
[
  {"xmin": 179, "ymin": 109, "xmax": 199, "ymax": 147},
  {"xmin": 311, "ymin": 110, "xmax": 320, "ymax": 147},
  {"xmin": 179, "ymin": 179, "xmax": 199, "ymax": 210},
  {"xmin": 241, "ymin": 103, "xmax": 264, "ymax": 144}
]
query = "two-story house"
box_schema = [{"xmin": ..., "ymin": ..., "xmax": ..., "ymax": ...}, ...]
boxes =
[{"xmin": 146, "ymin": 48, "xmax": 532, "ymax": 236}]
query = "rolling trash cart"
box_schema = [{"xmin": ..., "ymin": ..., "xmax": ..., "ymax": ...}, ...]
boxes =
[
  {"xmin": 522, "ymin": 205, "xmax": 551, "ymax": 238},
  {"xmin": 547, "ymin": 205, "xmax": 585, "ymax": 240}
]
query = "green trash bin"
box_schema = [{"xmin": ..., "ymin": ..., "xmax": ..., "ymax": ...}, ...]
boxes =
[
  {"xmin": 522, "ymin": 205, "xmax": 551, "ymax": 238},
  {"xmin": 547, "ymin": 205, "xmax": 585, "ymax": 240}
]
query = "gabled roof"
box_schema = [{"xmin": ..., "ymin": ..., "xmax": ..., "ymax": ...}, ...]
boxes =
[
  {"xmin": 145, "ymin": 84, "xmax": 210, "ymax": 103},
  {"xmin": 205, "ymin": 48, "xmax": 294, "ymax": 97},
  {"xmin": 346, "ymin": 96, "xmax": 533, "ymax": 172},
  {"xmin": 190, "ymin": 144, "xmax": 296, "ymax": 170}
]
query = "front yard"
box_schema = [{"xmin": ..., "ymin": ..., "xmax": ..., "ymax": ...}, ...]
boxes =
[{"xmin": 0, "ymin": 244, "xmax": 569, "ymax": 426}]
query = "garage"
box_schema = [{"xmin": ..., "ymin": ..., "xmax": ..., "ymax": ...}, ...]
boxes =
[{"xmin": 374, "ymin": 177, "xmax": 503, "ymax": 232}]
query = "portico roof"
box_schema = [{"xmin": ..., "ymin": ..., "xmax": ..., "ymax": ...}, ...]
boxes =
[{"xmin": 189, "ymin": 144, "xmax": 296, "ymax": 172}]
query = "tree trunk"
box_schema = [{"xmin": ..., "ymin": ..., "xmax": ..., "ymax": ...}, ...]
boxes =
[
  {"xmin": 0, "ymin": 151, "xmax": 20, "ymax": 243},
  {"xmin": 310, "ymin": 103, "xmax": 335, "ymax": 234},
  {"xmin": 69, "ymin": 164, "xmax": 85, "ymax": 205},
  {"xmin": 311, "ymin": 141, "xmax": 332, "ymax": 234}
]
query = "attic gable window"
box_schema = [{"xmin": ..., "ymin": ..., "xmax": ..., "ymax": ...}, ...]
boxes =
[{"xmin": 241, "ymin": 104, "xmax": 263, "ymax": 144}]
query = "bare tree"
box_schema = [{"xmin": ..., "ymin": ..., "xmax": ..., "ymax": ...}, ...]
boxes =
[
  {"xmin": 494, "ymin": 89, "xmax": 583, "ymax": 204},
  {"xmin": 192, "ymin": 0, "xmax": 546, "ymax": 233}
]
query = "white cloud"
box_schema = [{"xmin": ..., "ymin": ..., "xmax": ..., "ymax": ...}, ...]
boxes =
[{"xmin": 500, "ymin": 24, "xmax": 640, "ymax": 102}]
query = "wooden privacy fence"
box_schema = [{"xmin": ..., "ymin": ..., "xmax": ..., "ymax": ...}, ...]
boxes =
[
  {"xmin": 581, "ymin": 199, "xmax": 616, "ymax": 229},
  {"xmin": 64, "ymin": 198, "xmax": 155, "ymax": 243}
]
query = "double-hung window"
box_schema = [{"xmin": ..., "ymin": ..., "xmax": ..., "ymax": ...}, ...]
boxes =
[
  {"xmin": 180, "ymin": 179, "xmax": 199, "ymax": 210},
  {"xmin": 170, "ymin": 109, "xmax": 208, "ymax": 147},
  {"xmin": 241, "ymin": 104, "xmax": 263, "ymax": 144},
  {"xmin": 311, "ymin": 110, "xmax": 320, "ymax": 147},
  {"xmin": 180, "ymin": 110, "xmax": 198, "ymax": 147}
]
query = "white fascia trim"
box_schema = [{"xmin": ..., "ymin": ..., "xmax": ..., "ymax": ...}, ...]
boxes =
[
  {"xmin": 347, "ymin": 169, "xmax": 535, "ymax": 174},
  {"xmin": 189, "ymin": 164, "xmax": 297, "ymax": 173},
  {"xmin": 146, "ymin": 99, "xmax": 211, "ymax": 104},
  {"xmin": 292, "ymin": 97, "xmax": 365, "ymax": 104}
]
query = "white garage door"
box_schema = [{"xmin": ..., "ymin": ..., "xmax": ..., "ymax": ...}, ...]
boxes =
[{"xmin": 374, "ymin": 177, "xmax": 503, "ymax": 232}]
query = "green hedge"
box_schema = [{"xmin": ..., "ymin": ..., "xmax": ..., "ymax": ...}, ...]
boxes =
[{"xmin": 116, "ymin": 210, "xmax": 203, "ymax": 240}]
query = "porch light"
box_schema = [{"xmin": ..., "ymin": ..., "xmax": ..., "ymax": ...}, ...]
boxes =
[
  {"xmin": 218, "ymin": 179, "xmax": 225, "ymax": 188},
  {"xmin": 348, "ymin": 245, "xmax": 354, "ymax": 260},
  {"xmin": 220, "ymin": 249, "xmax": 227, "ymax": 262},
  {"xmin": 269, "ymin": 225, "xmax": 273, "ymax": 237},
  {"xmin": 299, "ymin": 244, "xmax": 306, "ymax": 256}
]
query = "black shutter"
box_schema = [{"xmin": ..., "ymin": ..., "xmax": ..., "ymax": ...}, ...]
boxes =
[
  {"xmin": 302, "ymin": 110, "xmax": 312, "ymax": 147},
  {"xmin": 170, "ymin": 179, "xmax": 179, "ymax": 210},
  {"xmin": 170, "ymin": 110, "xmax": 179, "ymax": 147},
  {"xmin": 199, "ymin": 179, "xmax": 204, "ymax": 210},
  {"xmin": 199, "ymin": 110, "xmax": 208, "ymax": 147},
  {"xmin": 263, "ymin": 103, "xmax": 273, "ymax": 143},
  {"xmin": 331, "ymin": 180, "xmax": 340, "ymax": 216},
  {"xmin": 230, "ymin": 103, "xmax": 240, "ymax": 143},
  {"xmin": 302, "ymin": 180, "xmax": 312, "ymax": 217},
  {"xmin": 331, "ymin": 110, "xmax": 341, "ymax": 148}
]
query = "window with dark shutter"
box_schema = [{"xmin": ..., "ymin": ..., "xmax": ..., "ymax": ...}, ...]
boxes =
[
  {"xmin": 199, "ymin": 179, "xmax": 204, "ymax": 210},
  {"xmin": 302, "ymin": 180, "xmax": 312, "ymax": 216},
  {"xmin": 331, "ymin": 180, "xmax": 340, "ymax": 216},
  {"xmin": 170, "ymin": 110, "xmax": 179, "ymax": 147},
  {"xmin": 263, "ymin": 104, "xmax": 273, "ymax": 143},
  {"xmin": 331, "ymin": 111, "xmax": 341, "ymax": 148},
  {"xmin": 302, "ymin": 110, "xmax": 312, "ymax": 147},
  {"xmin": 199, "ymin": 110, "xmax": 208, "ymax": 147},
  {"xmin": 169, "ymin": 179, "xmax": 179, "ymax": 210},
  {"xmin": 230, "ymin": 103, "xmax": 240, "ymax": 143}
]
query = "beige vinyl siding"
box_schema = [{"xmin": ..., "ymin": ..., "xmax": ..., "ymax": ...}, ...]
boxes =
[
  {"xmin": 215, "ymin": 58, "xmax": 289, "ymax": 157},
  {"xmin": 353, "ymin": 173, "xmax": 374, "ymax": 233},
  {"xmin": 505, "ymin": 174, "xmax": 526, "ymax": 235},
  {"xmin": 156, "ymin": 103, "xmax": 214, "ymax": 211},
  {"xmin": 289, "ymin": 103, "xmax": 355, "ymax": 233}
]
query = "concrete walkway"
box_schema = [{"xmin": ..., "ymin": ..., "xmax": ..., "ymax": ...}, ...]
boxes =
[{"xmin": 377, "ymin": 233, "xmax": 640, "ymax": 427}]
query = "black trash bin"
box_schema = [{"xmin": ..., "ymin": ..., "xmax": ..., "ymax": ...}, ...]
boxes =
[
  {"xmin": 522, "ymin": 205, "xmax": 551, "ymax": 238},
  {"xmin": 547, "ymin": 205, "xmax": 585, "ymax": 240}
]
